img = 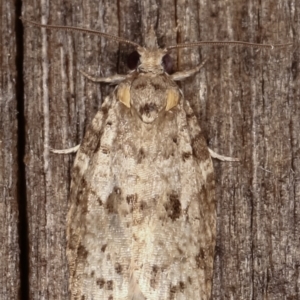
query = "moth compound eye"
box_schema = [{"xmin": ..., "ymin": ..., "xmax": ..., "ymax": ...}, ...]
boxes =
[
  {"xmin": 162, "ymin": 54, "xmax": 173, "ymax": 74},
  {"xmin": 127, "ymin": 51, "xmax": 140, "ymax": 70}
]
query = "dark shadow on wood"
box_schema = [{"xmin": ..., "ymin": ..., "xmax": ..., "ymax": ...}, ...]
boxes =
[{"xmin": 15, "ymin": 1, "xmax": 29, "ymax": 299}]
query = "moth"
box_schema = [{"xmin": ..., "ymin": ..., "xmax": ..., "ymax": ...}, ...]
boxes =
[{"xmin": 23, "ymin": 18, "xmax": 291, "ymax": 300}]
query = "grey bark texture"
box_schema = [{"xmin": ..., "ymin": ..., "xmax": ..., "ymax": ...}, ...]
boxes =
[
  {"xmin": 1, "ymin": 0, "xmax": 296, "ymax": 299},
  {"xmin": 0, "ymin": 0, "xmax": 21, "ymax": 299}
]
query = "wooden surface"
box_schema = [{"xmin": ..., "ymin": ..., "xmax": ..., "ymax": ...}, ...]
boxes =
[
  {"xmin": 0, "ymin": 0, "xmax": 21, "ymax": 299},
  {"xmin": 0, "ymin": 0, "xmax": 299, "ymax": 299}
]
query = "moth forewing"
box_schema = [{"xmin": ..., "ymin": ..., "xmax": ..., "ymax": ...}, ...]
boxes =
[{"xmin": 65, "ymin": 30, "xmax": 216, "ymax": 300}]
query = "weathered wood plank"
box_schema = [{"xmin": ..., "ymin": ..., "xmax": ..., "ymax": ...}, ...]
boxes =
[{"xmin": 0, "ymin": 0, "xmax": 21, "ymax": 299}]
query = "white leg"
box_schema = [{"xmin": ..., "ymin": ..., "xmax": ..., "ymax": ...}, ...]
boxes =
[
  {"xmin": 208, "ymin": 148, "xmax": 239, "ymax": 162},
  {"xmin": 50, "ymin": 144, "xmax": 80, "ymax": 154}
]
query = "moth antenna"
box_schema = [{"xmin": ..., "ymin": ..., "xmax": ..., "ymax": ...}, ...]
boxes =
[
  {"xmin": 20, "ymin": 18, "xmax": 141, "ymax": 48},
  {"xmin": 167, "ymin": 40, "xmax": 293, "ymax": 50}
]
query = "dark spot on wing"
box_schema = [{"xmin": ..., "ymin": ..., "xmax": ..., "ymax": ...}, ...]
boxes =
[
  {"xmin": 101, "ymin": 244, "xmax": 107, "ymax": 252},
  {"xmin": 195, "ymin": 248, "xmax": 205, "ymax": 269},
  {"xmin": 96, "ymin": 278, "xmax": 105, "ymax": 289},
  {"xmin": 74, "ymin": 177, "xmax": 89, "ymax": 208},
  {"xmin": 80, "ymin": 123, "xmax": 104, "ymax": 155},
  {"xmin": 186, "ymin": 112, "xmax": 195, "ymax": 119},
  {"xmin": 90, "ymin": 271, "xmax": 95, "ymax": 277},
  {"xmin": 182, "ymin": 152, "xmax": 192, "ymax": 161},
  {"xmin": 81, "ymin": 177, "xmax": 88, "ymax": 188},
  {"xmin": 170, "ymin": 285, "xmax": 178, "ymax": 299},
  {"xmin": 126, "ymin": 194, "xmax": 137, "ymax": 204},
  {"xmin": 94, "ymin": 139, "xmax": 101, "ymax": 154},
  {"xmin": 106, "ymin": 195, "xmax": 116, "ymax": 214},
  {"xmin": 164, "ymin": 193, "xmax": 181, "ymax": 220},
  {"xmin": 206, "ymin": 172, "xmax": 215, "ymax": 187},
  {"xmin": 77, "ymin": 244, "xmax": 88, "ymax": 260},
  {"xmin": 177, "ymin": 246, "xmax": 183, "ymax": 255},
  {"xmin": 97, "ymin": 197, "xmax": 103, "ymax": 206},
  {"xmin": 115, "ymin": 263, "xmax": 123, "ymax": 274},
  {"xmin": 101, "ymin": 106, "xmax": 109, "ymax": 115},
  {"xmin": 191, "ymin": 133, "xmax": 210, "ymax": 161},
  {"xmin": 106, "ymin": 188, "xmax": 122, "ymax": 214},
  {"xmin": 101, "ymin": 147, "xmax": 110, "ymax": 154},
  {"xmin": 153, "ymin": 265, "xmax": 158, "ymax": 273},
  {"xmin": 137, "ymin": 148, "xmax": 145, "ymax": 163},
  {"xmin": 150, "ymin": 265, "xmax": 159, "ymax": 288},
  {"xmin": 179, "ymin": 281, "xmax": 185, "ymax": 292},
  {"xmin": 107, "ymin": 280, "xmax": 113, "ymax": 290},
  {"xmin": 114, "ymin": 187, "xmax": 121, "ymax": 194},
  {"xmin": 140, "ymin": 201, "xmax": 147, "ymax": 210}
]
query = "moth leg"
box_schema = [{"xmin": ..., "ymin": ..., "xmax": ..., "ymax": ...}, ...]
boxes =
[
  {"xmin": 50, "ymin": 144, "xmax": 80, "ymax": 154},
  {"xmin": 208, "ymin": 147, "xmax": 239, "ymax": 161},
  {"xmin": 171, "ymin": 58, "xmax": 208, "ymax": 81},
  {"xmin": 79, "ymin": 69, "xmax": 126, "ymax": 84}
]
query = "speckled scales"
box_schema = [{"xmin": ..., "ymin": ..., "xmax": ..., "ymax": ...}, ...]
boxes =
[{"xmin": 67, "ymin": 69, "xmax": 215, "ymax": 300}]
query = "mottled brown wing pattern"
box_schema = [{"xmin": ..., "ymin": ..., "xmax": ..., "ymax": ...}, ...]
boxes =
[
  {"xmin": 66, "ymin": 95, "xmax": 116, "ymax": 293},
  {"xmin": 66, "ymin": 71, "xmax": 215, "ymax": 300}
]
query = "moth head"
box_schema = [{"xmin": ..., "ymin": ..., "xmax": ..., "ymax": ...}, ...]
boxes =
[
  {"xmin": 127, "ymin": 25, "xmax": 173, "ymax": 75},
  {"xmin": 127, "ymin": 48, "xmax": 173, "ymax": 75}
]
